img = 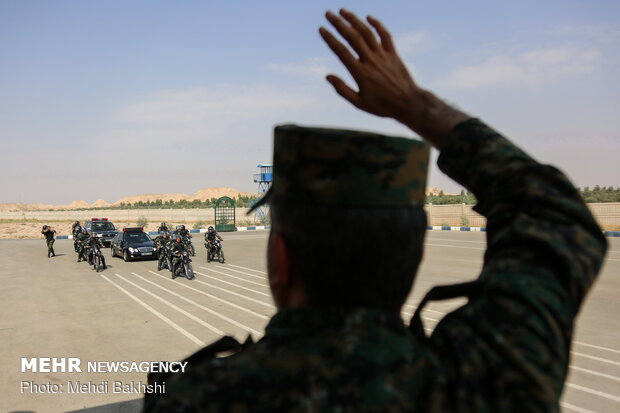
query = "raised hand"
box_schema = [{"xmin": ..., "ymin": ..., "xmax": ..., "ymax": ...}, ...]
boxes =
[{"xmin": 320, "ymin": 9, "xmax": 469, "ymax": 148}]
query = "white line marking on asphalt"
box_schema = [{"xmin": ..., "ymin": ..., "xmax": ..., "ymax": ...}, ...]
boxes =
[
  {"xmin": 102, "ymin": 274, "xmax": 204, "ymax": 346},
  {"xmin": 574, "ymin": 341, "xmax": 620, "ymax": 354},
  {"xmin": 132, "ymin": 272, "xmax": 262, "ymax": 336},
  {"xmin": 572, "ymin": 351, "xmax": 620, "ymax": 367},
  {"xmin": 425, "ymin": 243, "xmax": 485, "ymax": 250},
  {"xmin": 560, "ymin": 401, "xmax": 596, "ymax": 413},
  {"xmin": 200, "ymin": 266, "xmax": 268, "ymax": 288},
  {"xmin": 566, "ymin": 382, "xmax": 620, "ymax": 403},
  {"xmin": 195, "ymin": 270, "xmax": 271, "ymax": 297},
  {"xmin": 213, "ymin": 265, "xmax": 266, "ymax": 281},
  {"xmin": 228, "ymin": 264, "xmax": 267, "ymax": 274},
  {"xmin": 193, "ymin": 271, "xmax": 275, "ymax": 308},
  {"xmin": 116, "ymin": 274, "xmax": 225, "ymax": 335},
  {"xmin": 426, "ymin": 237, "xmax": 486, "ymax": 244},
  {"xmin": 147, "ymin": 270, "xmax": 270, "ymax": 319},
  {"xmin": 401, "ymin": 308, "xmax": 440, "ymax": 323},
  {"xmin": 570, "ymin": 365, "xmax": 620, "ymax": 382}
]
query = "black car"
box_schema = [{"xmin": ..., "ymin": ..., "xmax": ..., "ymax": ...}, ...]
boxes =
[
  {"xmin": 83, "ymin": 218, "xmax": 118, "ymax": 247},
  {"xmin": 110, "ymin": 227, "xmax": 157, "ymax": 261}
]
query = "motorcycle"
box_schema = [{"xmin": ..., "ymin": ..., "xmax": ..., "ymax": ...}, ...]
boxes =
[
  {"xmin": 182, "ymin": 235, "xmax": 196, "ymax": 256},
  {"xmin": 172, "ymin": 250, "xmax": 194, "ymax": 280},
  {"xmin": 157, "ymin": 244, "xmax": 172, "ymax": 271},
  {"xmin": 206, "ymin": 239, "xmax": 225, "ymax": 264},
  {"xmin": 89, "ymin": 244, "xmax": 107, "ymax": 272}
]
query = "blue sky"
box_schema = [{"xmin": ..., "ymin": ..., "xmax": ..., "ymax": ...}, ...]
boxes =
[{"xmin": 1, "ymin": 0, "xmax": 618, "ymax": 204}]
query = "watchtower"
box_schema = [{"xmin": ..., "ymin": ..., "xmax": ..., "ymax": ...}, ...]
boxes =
[
  {"xmin": 251, "ymin": 164, "xmax": 272, "ymax": 224},
  {"xmin": 253, "ymin": 164, "xmax": 272, "ymax": 193}
]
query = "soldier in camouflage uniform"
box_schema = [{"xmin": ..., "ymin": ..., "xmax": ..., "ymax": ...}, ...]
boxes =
[
  {"xmin": 169, "ymin": 235, "xmax": 187, "ymax": 279},
  {"xmin": 41, "ymin": 225, "xmax": 56, "ymax": 258},
  {"xmin": 75, "ymin": 228, "xmax": 90, "ymax": 262},
  {"xmin": 72, "ymin": 221, "xmax": 82, "ymax": 252},
  {"xmin": 144, "ymin": 9, "xmax": 607, "ymax": 412},
  {"xmin": 154, "ymin": 231, "xmax": 171, "ymax": 271}
]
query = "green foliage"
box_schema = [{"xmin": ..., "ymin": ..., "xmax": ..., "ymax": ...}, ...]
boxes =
[
  {"xmin": 460, "ymin": 215, "xmax": 470, "ymax": 227},
  {"xmin": 193, "ymin": 221, "xmax": 206, "ymax": 230},
  {"xmin": 79, "ymin": 195, "xmax": 261, "ymax": 210},
  {"xmin": 426, "ymin": 189, "xmax": 477, "ymax": 205},
  {"xmin": 136, "ymin": 216, "xmax": 148, "ymax": 228},
  {"xmin": 578, "ymin": 186, "xmax": 620, "ymax": 203}
]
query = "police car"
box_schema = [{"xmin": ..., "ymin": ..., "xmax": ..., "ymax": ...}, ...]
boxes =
[
  {"xmin": 83, "ymin": 218, "xmax": 118, "ymax": 247},
  {"xmin": 110, "ymin": 227, "xmax": 157, "ymax": 262}
]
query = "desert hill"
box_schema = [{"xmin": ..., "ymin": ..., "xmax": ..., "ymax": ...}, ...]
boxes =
[{"xmin": 0, "ymin": 187, "xmax": 257, "ymax": 211}]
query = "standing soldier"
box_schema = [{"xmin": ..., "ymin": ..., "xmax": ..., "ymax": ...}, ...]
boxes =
[
  {"xmin": 144, "ymin": 9, "xmax": 607, "ymax": 412},
  {"xmin": 41, "ymin": 225, "xmax": 56, "ymax": 258}
]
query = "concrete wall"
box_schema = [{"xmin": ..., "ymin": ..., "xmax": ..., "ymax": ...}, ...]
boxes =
[
  {"xmin": 424, "ymin": 202, "xmax": 620, "ymax": 229},
  {"xmin": 2, "ymin": 203, "xmax": 619, "ymax": 229},
  {"xmin": 0, "ymin": 208, "xmax": 255, "ymax": 224}
]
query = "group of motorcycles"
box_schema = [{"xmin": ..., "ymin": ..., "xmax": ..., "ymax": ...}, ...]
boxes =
[{"xmin": 155, "ymin": 228, "xmax": 225, "ymax": 281}]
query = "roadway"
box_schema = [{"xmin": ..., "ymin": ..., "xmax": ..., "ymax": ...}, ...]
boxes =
[{"xmin": 0, "ymin": 231, "xmax": 618, "ymax": 412}]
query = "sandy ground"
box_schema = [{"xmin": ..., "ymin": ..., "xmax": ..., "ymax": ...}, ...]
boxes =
[{"xmin": 0, "ymin": 219, "xmax": 262, "ymax": 239}]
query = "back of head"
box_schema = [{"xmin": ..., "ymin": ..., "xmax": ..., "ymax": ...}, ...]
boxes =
[
  {"xmin": 271, "ymin": 202, "xmax": 426, "ymax": 311},
  {"xmin": 259, "ymin": 124, "xmax": 430, "ymax": 312}
]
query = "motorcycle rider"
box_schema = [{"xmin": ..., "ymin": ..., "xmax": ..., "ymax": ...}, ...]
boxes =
[
  {"xmin": 87, "ymin": 234, "xmax": 107, "ymax": 269},
  {"xmin": 177, "ymin": 224, "xmax": 191, "ymax": 239},
  {"xmin": 76, "ymin": 229, "xmax": 90, "ymax": 262},
  {"xmin": 41, "ymin": 225, "xmax": 57, "ymax": 258},
  {"xmin": 170, "ymin": 235, "xmax": 187, "ymax": 279},
  {"xmin": 154, "ymin": 231, "xmax": 171, "ymax": 271},
  {"xmin": 157, "ymin": 222, "xmax": 169, "ymax": 233},
  {"xmin": 204, "ymin": 226, "xmax": 223, "ymax": 256},
  {"xmin": 72, "ymin": 221, "xmax": 82, "ymax": 252}
]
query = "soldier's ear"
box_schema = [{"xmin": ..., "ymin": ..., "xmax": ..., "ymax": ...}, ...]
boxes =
[{"xmin": 267, "ymin": 231, "xmax": 292, "ymax": 290}]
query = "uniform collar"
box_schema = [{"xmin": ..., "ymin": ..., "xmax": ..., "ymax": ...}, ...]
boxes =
[{"xmin": 264, "ymin": 307, "xmax": 407, "ymax": 338}]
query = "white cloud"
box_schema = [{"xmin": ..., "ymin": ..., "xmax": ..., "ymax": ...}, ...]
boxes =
[
  {"xmin": 553, "ymin": 23, "xmax": 620, "ymax": 44},
  {"xmin": 266, "ymin": 58, "xmax": 331, "ymax": 78},
  {"xmin": 394, "ymin": 31, "xmax": 430, "ymax": 55},
  {"xmin": 442, "ymin": 46, "xmax": 601, "ymax": 89}
]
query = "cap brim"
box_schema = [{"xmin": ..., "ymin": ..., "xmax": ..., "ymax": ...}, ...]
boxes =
[{"xmin": 247, "ymin": 187, "xmax": 272, "ymax": 214}]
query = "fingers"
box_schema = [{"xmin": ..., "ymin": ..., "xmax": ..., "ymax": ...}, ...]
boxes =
[
  {"xmin": 319, "ymin": 26, "xmax": 359, "ymax": 76},
  {"xmin": 325, "ymin": 10, "xmax": 372, "ymax": 61},
  {"xmin": 339, "ymin": 9, "xmax": 379, "ymax": 52},
  {"xmin": 325, "ymin": 75, "xmax": 362, "ymax": 109},
  {"xmin": 367, "ymin": 15, "xmax": 395, "ymax": 53}
]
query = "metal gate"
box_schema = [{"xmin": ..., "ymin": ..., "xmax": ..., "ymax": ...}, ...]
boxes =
[{"xmin": 214, "ymin": 196, "xmax": 236, "ymax": 232}]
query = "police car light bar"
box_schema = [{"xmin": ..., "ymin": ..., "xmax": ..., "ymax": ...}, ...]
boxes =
[
  {"xmin": 92, "ymin": 218, "xmax": 99, "ymax": 221},
  {"xmin": 122, "ymin": 227, "xmax": 143, "ymax": 232}
]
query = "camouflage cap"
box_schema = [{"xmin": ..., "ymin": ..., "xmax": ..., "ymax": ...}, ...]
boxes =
[{"xmin": 250, "ymin": 124, "xmax": 430, "ymax": 212}]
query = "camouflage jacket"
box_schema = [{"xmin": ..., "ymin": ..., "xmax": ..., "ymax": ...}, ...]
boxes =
[{"xmin": 143, "ymin": 119, "xmax": 607, "ymax": 412}]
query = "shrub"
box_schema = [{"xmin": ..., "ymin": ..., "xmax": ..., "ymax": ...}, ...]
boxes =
[{"xmin": 136, "ymin": 216, "xmax": 148, "ymax": 228}]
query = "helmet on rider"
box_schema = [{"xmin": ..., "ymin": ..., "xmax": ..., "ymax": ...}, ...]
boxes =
[
  {"xmin": 162, "ymin": 232, "xmax": 169, "ymax": 238},
  {"xmin": 175, "ymin": 235, "xmax": 182, "ymax": 242},
  {"xmin": 208, "ymin": 226, "xmax": 214, "ymax": 232},
  {"xmin": 42, "ymin": 225, "xmax": 48, "ymax": 230},
  {"xmin": 161, "ymin": 222, "xmax": 166, "ymax": 227}
]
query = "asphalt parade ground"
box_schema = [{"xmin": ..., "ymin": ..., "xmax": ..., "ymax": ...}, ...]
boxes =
[{"xmin": 1, "ymin": 231, "xmax": 618, "ymax": 413}]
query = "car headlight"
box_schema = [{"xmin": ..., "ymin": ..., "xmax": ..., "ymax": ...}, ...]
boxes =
[
  {"xmin": 152, "ymin": 247, "xmax": 157, "ymax": 251},
  {"xmin": 128, "ymin": 247, "xmax": 135, "ymax": 253}
]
